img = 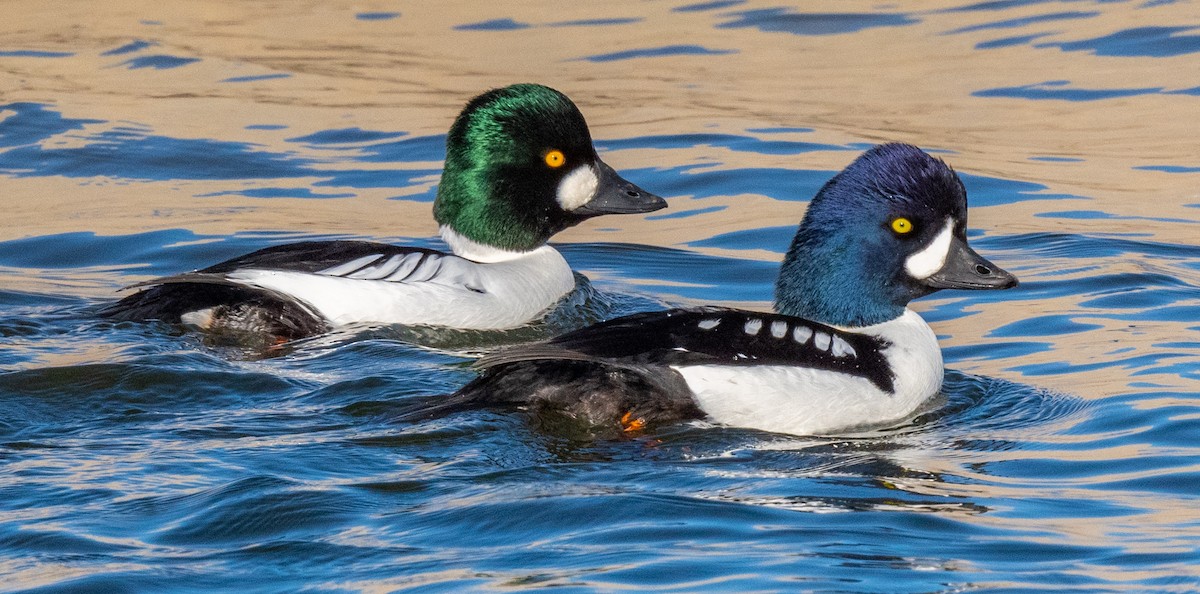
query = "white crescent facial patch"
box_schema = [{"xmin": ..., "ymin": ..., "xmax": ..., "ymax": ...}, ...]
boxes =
[
  {"xmin": 905, "ymin": 218, "xmax": 954, "ymax": 279},
  {"xmin": 556, "ymin": 165, "xmax": 599, "ymax": 211}
]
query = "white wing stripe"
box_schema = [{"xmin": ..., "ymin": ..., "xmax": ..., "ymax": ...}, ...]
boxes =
[
  {"xmin": 348, "ymin": 254, "xmax": 407, "ymax": 280},
  {"xmin": 407, "ymin": 255, "xmax": 441, "ymax": 282},
  {"xmin": 319, "ymin": 254, "xmax": 382, "ymax": 277},
  {"xmin": 385, "ymin": 253, "xmax": 424, "ymax": 281}
]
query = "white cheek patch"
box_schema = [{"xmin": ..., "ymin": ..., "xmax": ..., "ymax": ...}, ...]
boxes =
[
  {"xmin": 556, "ymin": 165, "xmax": 599, "ymax": 211},
  {"xmin": 905, "ymin": 218, "xmax": 955, "ymax": 280}
]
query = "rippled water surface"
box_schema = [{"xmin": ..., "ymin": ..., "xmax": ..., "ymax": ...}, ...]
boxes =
[{"xmin": 2, "ymin": 1, "xmax": 1199, "ymax": 592}]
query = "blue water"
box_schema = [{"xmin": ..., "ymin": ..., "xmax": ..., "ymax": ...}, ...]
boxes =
[{"xmin": 3, "ymin": 2, "xmax": 1200, "ymax": 592}]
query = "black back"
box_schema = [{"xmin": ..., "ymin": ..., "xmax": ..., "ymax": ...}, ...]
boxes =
[
  {"xmin": 200, "ymin": 241, "xmax": 447, "ymax": 274},
  {"xmin": 478, "ymin": 307, "xmax": 896, "ymax": 393}
]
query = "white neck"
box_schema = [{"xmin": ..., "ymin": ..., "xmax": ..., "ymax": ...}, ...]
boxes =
[{"xmin": 440, "ymin": 226, "xmax": 539, "ymax": 263}]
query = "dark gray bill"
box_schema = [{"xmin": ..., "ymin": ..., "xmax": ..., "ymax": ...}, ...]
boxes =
[
  {"xmin": 923, "ymin": 235, "xmax": 1018, "ymax": 290},
  {"xmin": 573, "ymin": 160, "xmax": 667, "ymax": 215}
]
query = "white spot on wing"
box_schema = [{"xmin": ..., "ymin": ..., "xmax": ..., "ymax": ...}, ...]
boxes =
[
  {"xmin": 832, "ymin": 335, "xmax": 856, "ymax": 358},
  {"xmin": 744, "ymin": 319, "xmax": 762, "ymax": 335},
  {"xmin": 698, "ymin": 318, "xmax": 720, "ymax": 330},
  {"xmin": 793, "ymin": 326, "xmax": 812, "ymax": 344},
  {"xmin": 905, "ymin": 218, "xmax": 954, "ymax": 280},
  {"xmin": 556, "ymin": 165, "xmax": 599, "ymax": 211},
  {"xmin": 770, "ymin": 320, "xmax": 788, "ymax": 338},
  {"xmin": 813, "ymin": 331, "xmax": 831, "ymax": 351},
  {"xmin": 319, "ymin": 255, "xmax": 380, "ymax": 277}
]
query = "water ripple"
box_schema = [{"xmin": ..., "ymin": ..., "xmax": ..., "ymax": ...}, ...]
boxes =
[{"xmin": 2, "ymin": 2, "xmax": 1198, "ymax": 590}]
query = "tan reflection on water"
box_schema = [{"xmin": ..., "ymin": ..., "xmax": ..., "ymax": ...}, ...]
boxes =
[{"xmin": 4, "ymin": 0, "xmax": 1198, "ymax": 236}]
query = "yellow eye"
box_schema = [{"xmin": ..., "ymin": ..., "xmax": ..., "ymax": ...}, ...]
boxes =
[
  {"xmin": 544, "ymin": 149, "xmax": 565, "ymax": 168},
  {"xmin": 891, "ymin": 217, "xmax": 913, "ymax": 234}
]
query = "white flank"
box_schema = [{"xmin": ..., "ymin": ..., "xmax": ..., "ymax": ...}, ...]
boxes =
[
  {"xmin": 224, "ymin": 246, "xmax": 575, "ymax": 330},
  {"xmin": 556, "ymin": 165, "xmax": 599, "ymax": 211},
  {"xmin": 905, "ymin": 218, "xmax": 955, "ymax": 279},
  {"xmin": 674, "ymin": 309, "xmax": 943, "ymax": 435}
]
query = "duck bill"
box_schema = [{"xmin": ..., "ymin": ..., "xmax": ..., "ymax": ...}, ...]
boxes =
[
  {"xmin": 572, "ymin": 161, "xmax": 667, "ymax": 216},
  {"xmin": 922, "ymin": 236, "xmax": 1018, "ymax": 290}
]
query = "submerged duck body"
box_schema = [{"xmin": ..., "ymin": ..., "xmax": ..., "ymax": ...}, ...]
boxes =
[
  {"xmin": 447, "ymin": 143, "xmax": 1018, "ymax": 436},
  {"xmin": 103, "ymin": 84, "xmax": 666, "ymax": 339}
]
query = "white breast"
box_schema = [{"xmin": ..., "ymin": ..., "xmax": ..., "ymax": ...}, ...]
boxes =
[
  {"xmin": 222, "ymin": 246, "xmax": 575, "ymax": 330},
  {"xmin": 672, "ymin": 309, "xmax": 943, "ymax": 435}
]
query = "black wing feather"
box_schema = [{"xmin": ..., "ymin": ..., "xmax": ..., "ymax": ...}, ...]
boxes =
[
  {"xmin": 200, "ymin": 241, "xmax": 446, "ymax": 274},
  {"xmin": 100, "ymin": 241, "xmax": 460, "ymax": 338},
  {"xmin": 99, "ymin": 280, "xmax": 328, "ymax": 338},
  {"xmin": 478, "ymin": 307, "xmax": 896, "ymax": 393}
]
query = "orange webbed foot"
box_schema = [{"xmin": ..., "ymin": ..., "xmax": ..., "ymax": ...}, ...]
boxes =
[{"xmin": 620, "ymin": 411, "xmax": 647, "ymax": 433}]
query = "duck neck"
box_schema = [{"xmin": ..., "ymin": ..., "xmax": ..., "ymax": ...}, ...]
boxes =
[
  {"xmin": 440, "ymin": 226, "xmax": 544, "ymax": 263},
  {"xmin": 774, "ymin": 231, "xmax": 906, "ymax": 328}
]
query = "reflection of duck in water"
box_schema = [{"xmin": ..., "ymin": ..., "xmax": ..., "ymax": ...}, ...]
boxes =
[
  {"xmin": 446, "ymin": 143, "xmax": 1018, "ymax": 436},
  {"xmin": 103, "ymin": 84, "xmax": 666, "ymax": 340}
]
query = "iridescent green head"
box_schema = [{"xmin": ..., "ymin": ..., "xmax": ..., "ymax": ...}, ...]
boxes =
[{"xmin": 433, "ymin": 84, "xmax": 666, "ymax": 252}]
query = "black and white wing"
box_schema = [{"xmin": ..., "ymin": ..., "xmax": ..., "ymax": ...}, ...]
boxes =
[
  {"xmin": 477, "ymin": 307, "xmax": 895, "ymax": 393},
  {"xmin": 200, "ymin": 241, "xmax": 485, "ymax": 292},
  {"xmin": 101, "ymin": 241, "xmax": 484, "ymax": 335},
  {"xmin": 113, "ymin": 241, "xmax": 485, "ymax": 295}
]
